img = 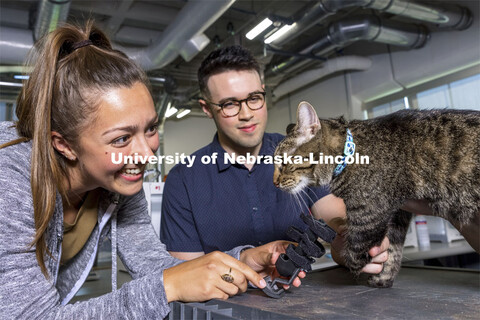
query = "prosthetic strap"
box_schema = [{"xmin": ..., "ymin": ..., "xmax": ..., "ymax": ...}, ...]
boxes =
[{"xmin": 262, "ymin": 213, "xmax": 336, "ymax": 298}]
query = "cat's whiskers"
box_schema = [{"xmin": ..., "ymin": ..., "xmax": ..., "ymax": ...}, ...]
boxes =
[
  {"xmin": 303, "ymin": 186, "xmax": 321, "ymax": 205},
  {"xmin": 296, "ymin": 190, "xmax": 309, "ymax": 213},
  {"xmin": 290, "ymin": 176, "xmax": 310, "ymax": 195},
  {"xmin": 291, "ymin": 192, "xmax": 304, "ymax": 214}
]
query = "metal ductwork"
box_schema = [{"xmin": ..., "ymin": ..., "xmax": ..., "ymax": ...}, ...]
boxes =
[
  {"xmin": 271, "ymin": 2, "xmax": 337, "ymax": 47},
  {"xmin": 123, "ymin": 0, "xmax": 235, "ymax": 70},
  {"xmin": 0, "ymin": 27, "xmax": 34, "ymax": 65},
  {"xmin": 273, "ymin": 0, "xmax": 471, "ymax": 46},
  {"xmin": 326, "ymin": 0, "xmax": 473, "ymax": 30},
  {"xmin": 34, "ymin": 0, "xmax": 71, "ymax": 41},
  {"xmin": 0, "ymin": 0, "xmax": 71, "ymax": 65},
  {"xmin": 0, "ymin": 0, "xmax": 235, "ymax": 71},
  {"xmin": 268, "ymin": 15, "xmax": 429, "ymax": 76},
  {"xmin": 317, "ymin": 15, "xmax": 429, "ymax": 54},
  {"xmin": 273, "ymin": 56, "xmax": 372, "ymax": 101}
]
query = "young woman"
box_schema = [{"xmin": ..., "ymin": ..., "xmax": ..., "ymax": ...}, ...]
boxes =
[{"xmin": 0, "ymin": 22, "xmax": 303, "ymax": 318}]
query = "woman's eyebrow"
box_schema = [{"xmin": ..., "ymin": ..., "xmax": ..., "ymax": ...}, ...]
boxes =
[
  {"xmin": 102, "ymin": 125, "xmax": 138, "ymax": 136},
  {"xmin": 102, "ymin": 115, "xmax": 158, "ymax": 136}
]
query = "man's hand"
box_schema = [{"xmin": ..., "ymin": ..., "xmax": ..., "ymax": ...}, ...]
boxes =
[
  {"xmin": 331, "ymin": 226, "xmax": 390, "ymax": 274},
  {"xmin": 364, "ymin": 237, "xmax": 390, "ymax": 273},
  {"xmin": 311, "ymin": 195, "xmax": 390, "ymax": 274},
  {"xmin": 240, "ymin": 240, "xmax": 306, "ymax": 288}
]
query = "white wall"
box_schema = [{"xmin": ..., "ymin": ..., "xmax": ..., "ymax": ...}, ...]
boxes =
[
  {"xmin": 350, "ymin": 0, "xmax": 480, "ymax": 112},
  {"xmin": 163, "ymin": 115, "xmax": 216, "ymax": 173},
  {"xmin": 270, "ymin": 0, "xmax": 480, "ymax": 122},
  {"xmin": 267, "ymin": 73, "xmax": 350, "ymax": 134}
]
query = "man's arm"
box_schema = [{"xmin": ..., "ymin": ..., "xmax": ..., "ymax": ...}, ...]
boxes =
[
  {"xmin": 170, "ymin": 251, "xmax": 205, "ymax": 260},
  {"xmin": 310, "ymin": 194, "xmax": 346, "ymax": 232},
  {"xmin": 402, "ymin": 199, "xmax": 480, "ymax": 253}
]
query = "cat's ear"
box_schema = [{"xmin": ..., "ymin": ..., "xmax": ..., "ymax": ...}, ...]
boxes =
[{"xmin": 296, "ymin": 101, "xmax": 320, "ymax": 142}]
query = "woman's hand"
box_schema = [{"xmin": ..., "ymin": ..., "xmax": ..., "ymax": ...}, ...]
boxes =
[
  {"xmin": 163, "ymin": 251, "xmax": 266, "ymax": 302},
  {"xmin": 239, "ymin": 240, "xmax": 306, "ymax": 288}
]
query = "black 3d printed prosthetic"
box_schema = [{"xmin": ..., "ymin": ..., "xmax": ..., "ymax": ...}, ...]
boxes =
[{"xmin": 262, "ymin": 214, "xmax": 336, "ymax": 298}]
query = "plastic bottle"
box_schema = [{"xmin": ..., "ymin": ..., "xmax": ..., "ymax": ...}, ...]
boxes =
[{"xmin": 415, "ymin": 215, "xmax": 431, "ymax": 250}]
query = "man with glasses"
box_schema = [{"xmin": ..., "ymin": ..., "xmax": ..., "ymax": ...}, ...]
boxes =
[{"xmin": 161, "ymin": 46, "xmax": 389, "ymax": 275}]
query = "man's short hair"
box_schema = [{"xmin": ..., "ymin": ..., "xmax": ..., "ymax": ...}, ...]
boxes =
[{"xmin": 198, "ymin": 45, "xmax": 261, "ymax": 98}]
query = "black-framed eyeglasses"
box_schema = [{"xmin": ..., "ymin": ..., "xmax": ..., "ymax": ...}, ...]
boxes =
[{"xmin": 204, "ymin": 91, "xmax": 266, "ymax": 117}]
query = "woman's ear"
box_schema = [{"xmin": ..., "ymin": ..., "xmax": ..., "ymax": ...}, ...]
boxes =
[{"xmin": 51, "ymin": 131, "xmax": 77, "ymax": 161}]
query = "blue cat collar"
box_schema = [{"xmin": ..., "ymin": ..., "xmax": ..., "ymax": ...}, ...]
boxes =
[{"xmin": 333, "ymin": 128, "xmax": 355, "ymax": 177}]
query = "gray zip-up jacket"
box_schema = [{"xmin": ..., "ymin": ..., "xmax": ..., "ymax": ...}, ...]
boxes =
[{"xmin": 0, "ymin": 122, "xmax": 247, "ymax": 319}]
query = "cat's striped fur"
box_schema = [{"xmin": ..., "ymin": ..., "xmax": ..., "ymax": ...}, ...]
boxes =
[{"xmin": 274, "ymin": 102, "xmax": 480, "ymax": 287}]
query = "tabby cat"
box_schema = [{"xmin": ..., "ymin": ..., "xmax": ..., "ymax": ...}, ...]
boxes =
[{"xmin": 273, "ymin": 101, "xmax": 480, "ymax": 287}]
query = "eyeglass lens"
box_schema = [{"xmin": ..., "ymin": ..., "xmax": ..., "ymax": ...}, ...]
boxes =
[{"xmin": 222, "ymin": 93, "xmax": 265, "ymax": 117}]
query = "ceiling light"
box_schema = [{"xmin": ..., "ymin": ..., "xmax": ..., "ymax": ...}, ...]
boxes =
[
  {"xmin": 165, "ymin": 105, "xmax": 178, "ymax": 118},
  {"xmin": 246, "ymin": 18, "xmax": 273, "ymax": 40},
  {"xmin": 0, "ymin": 81, "xmax": 23, "ymax": 87},
  {"xmin": 149, "ymin": 76, "xmax": 165, "ymax": 83},
  {"xmin": 176, "ymin": 109, "xmax": 191, "ymax": 119},
  {"xmin": 264, "ymin": 23, "xmax": 296, "ymax": 44},
  {"xmin": 14, "ymin": 75, "xmax": 29, "ymax": 80}
]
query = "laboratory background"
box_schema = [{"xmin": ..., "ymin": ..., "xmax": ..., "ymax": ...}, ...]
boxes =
[{"xmin": 0, "ymin": 0, "xmax": 479, "ymax": 318}]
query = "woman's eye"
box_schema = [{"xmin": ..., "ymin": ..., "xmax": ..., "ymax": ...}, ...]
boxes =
[
  {"xmin": 147, "ymin": 123, "xmax": 159, "ymax": 134},
  {"xmin": 112, "ymin": 135, "xmax": 130, "ymax": 146}
]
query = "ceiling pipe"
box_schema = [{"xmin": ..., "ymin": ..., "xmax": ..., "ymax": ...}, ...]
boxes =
[
  {"xmin": 0, "ymin": 0, "xmax": 70, "ymax": 65},
  {"xmin": 270, "ymin": 0, "xmax": 471, "ymax": 47},
  {"xmin": 270, "ymin": 2, "xmax": 336, "ymax": 47},
  {"xmin": 343, "ymin": 0, "xmax": 472, "ymax": 29},
  {"xmin": 0, "ymin": 27, "xmax": 34, "ymax": 65},
  {"xmin": 316, "ymin": 15, "xmax": 429, "ymax": 55},
  {"xmin": 122, "ymin": 0, "xmax": 235, "ymax": 70},
  {"xmin": 268, "ymin": 15, "xmax": 429, "ymax": 76},
  {"xmin": 0, "ymin": 0, "xmax": 235, "ymax": 71},
  {"xmin": 272, "ymin": 56, "xmax": 372, "ymax": 101},
  {"xmin": 34, "ymin": 0, "xmax": 71, "ymax": 41}
]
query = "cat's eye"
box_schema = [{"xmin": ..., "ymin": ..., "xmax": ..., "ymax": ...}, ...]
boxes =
[{"xmin": 289, "ymin": 162, "xmax": 314, "ymax": 171}]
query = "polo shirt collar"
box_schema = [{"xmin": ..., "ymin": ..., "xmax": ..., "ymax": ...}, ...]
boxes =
[
  {"xmin": 212, "ymin": 134, "xmax": 231, "ymax": 172},
  {"xmin": 212, "ymin": 132, "xmax": 274, "ymax": 172}
]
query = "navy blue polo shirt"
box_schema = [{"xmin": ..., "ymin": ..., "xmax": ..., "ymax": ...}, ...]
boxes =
[{"xmin": 160, "ymin": 132, "xmax": 329, "ymax": 253}]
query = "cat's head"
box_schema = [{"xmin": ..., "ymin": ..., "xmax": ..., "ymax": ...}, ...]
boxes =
[{"xmin": 273, "ymin": 101, "xmax": 333, "ymax": 194}]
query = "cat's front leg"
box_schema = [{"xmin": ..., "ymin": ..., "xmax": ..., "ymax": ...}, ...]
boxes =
[
  {"xmin": 367, "ymin": 209, "xmax": 412, "ymax": 288},
  {"xmin": 342, "ymin": 206, "xmax": 391, "ymax": 276}
]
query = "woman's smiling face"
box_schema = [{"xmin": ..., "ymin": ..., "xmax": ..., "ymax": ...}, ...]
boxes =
[{"xmin": 72, "ymin": 82, "xmax": 159, "ymax": 196}]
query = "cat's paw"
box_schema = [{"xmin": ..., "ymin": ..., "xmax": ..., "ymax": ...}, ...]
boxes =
[
  {"xmin": 367, "ymin": 274, "xmax": 394, "ymax": 288},
  {"xmin": 344, "ymin": 250, "xmax": 371, "ymax": 276}
]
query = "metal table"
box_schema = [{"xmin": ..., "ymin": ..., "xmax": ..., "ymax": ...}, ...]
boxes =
[{"xmin": 198, "ymin": 266, "xmax": 480, "ymax": 319}]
